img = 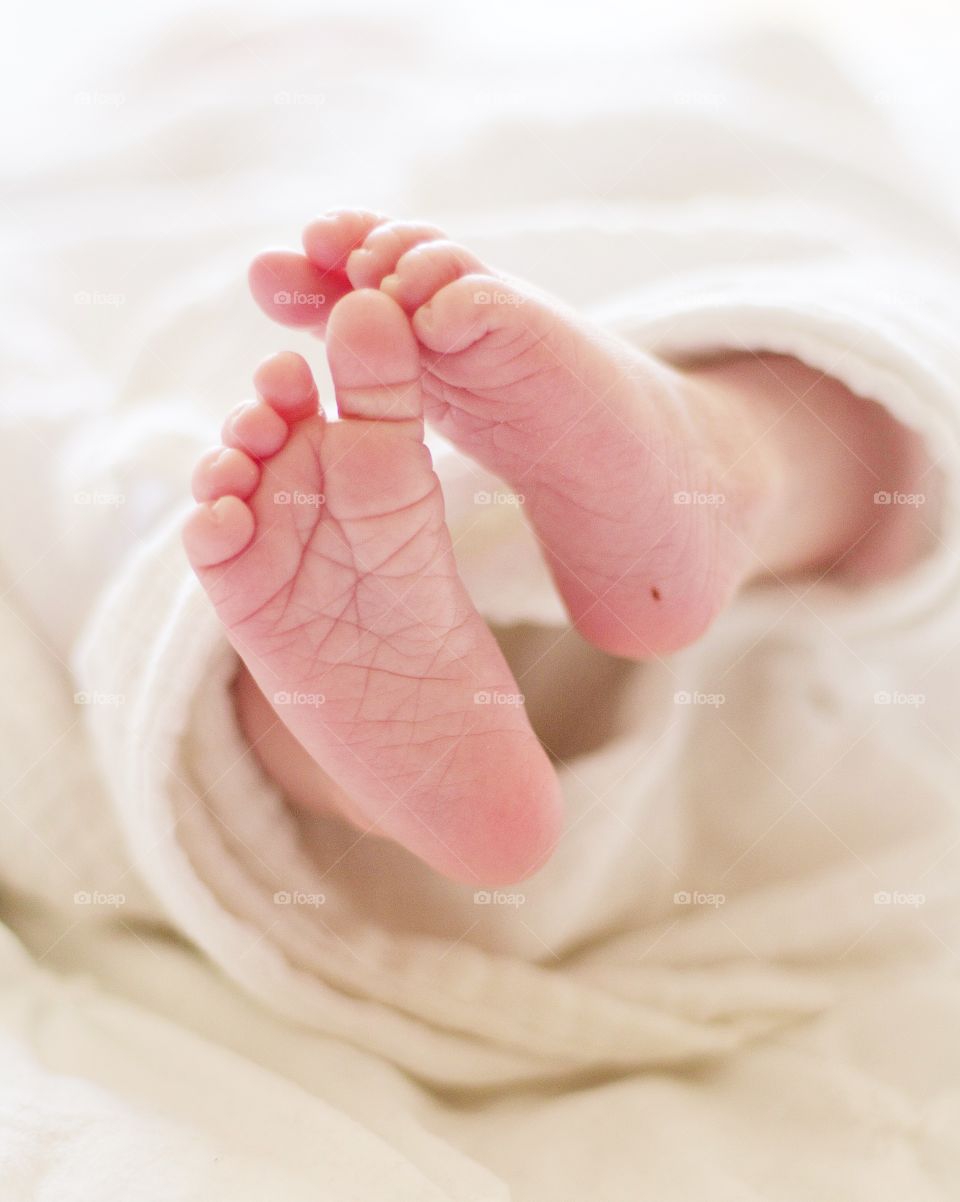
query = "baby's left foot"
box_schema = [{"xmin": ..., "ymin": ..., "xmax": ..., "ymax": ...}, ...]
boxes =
[{"xmin": 183, "ymin": 291, "xmax": 562, "ymax": 884}]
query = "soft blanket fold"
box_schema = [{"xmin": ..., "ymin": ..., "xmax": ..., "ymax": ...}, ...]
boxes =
[{"xmin": 3, "ymin": 9, "xmax": 960, "ymax": 1199}]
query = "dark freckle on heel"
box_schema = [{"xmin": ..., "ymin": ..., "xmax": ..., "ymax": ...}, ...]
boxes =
[{"xmin": 650, "ymin": 586, "xmax": 661, "ymax": 601}]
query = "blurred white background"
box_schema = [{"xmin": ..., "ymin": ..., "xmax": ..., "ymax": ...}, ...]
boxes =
[
  {"xmin": 4, "ymin": 0, "xmax": 960, "ymax": 151},
  {"xmin": 3, "ymin": 0, "xmax": 959, "ymax": 213}
]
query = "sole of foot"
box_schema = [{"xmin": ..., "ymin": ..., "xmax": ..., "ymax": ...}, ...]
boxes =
[{"xmin": 183, "ymin": 289, "xmax": 563, "ymax": 884}]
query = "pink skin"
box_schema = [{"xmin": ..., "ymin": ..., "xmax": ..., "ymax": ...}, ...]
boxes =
[
  {"xmin": 184, "ymin": 291, "xmax": 562, "ymax": 885},
  {"xmin": 251, "ymin": 212, "xmax": 885, "ymax": 658},
  {"xmin": 200, "ymin": 209, "xmax": 926, "ymax": 885}
]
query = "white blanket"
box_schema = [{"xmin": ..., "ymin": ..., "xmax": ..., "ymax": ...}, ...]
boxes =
[{"xmin": 3, "ymin": 6, "xmax": 960, "ymax": 1198}]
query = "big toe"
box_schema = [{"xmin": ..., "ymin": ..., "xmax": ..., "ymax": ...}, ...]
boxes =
[{"xmin": 326, "ymin": 289, "xmax": 423, "ymax": 423}]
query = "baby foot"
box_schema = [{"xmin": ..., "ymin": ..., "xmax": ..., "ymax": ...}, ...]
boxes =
[
  {"xmin": 183, "ymin": 290, "xmax": 562, "ymax": 884},
  {"xmin": 251, "ymin": 213, "xmax": 781, "ymax": 657}
]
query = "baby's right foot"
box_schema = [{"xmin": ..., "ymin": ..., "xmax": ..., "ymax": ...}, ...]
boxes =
[{"xmin": 183, "ymin": 290, "xmax": 562, "ymax": 884}]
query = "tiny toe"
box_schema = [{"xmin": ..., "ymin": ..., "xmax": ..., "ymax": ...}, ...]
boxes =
[
  {"xmin": 222, "ymin": 400, "xmax": 290, "ymax": 458},
  {"xmin": 183, "ymin": 496, "xmax": 255, "ymax": 568},
  {"xmin": 192, "ymin": 447, "xmax": 261, "ymax": 502},
  {"xmin": 254, "ymin": 351, "xmax": 320, "ymax": 422},
  {"xmin": 382, "ymin": 240, "xmax": 485, "ymax": 311},
  {"xmin": 345, "ymin": 221, "xmax": 445, "ymax": 290},
  {"xmin": 302, "ymin": 209, "xmax": 386, "ymax": 270}
]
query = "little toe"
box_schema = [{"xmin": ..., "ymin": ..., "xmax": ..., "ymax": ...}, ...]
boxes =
[
  {"xmin": 222, "ymin": 400, "xmax": 290, "ymax": 458},
  {"xmin": 345, "ymin": 221, "xmax": 445, "ymax": 290},
  {"xmin": 381, "ymin": 240, "xmax": 485, "ymax": 312},
  {"xmin": 192, "ymin": 447, "xmax": 261, "ymax": 502},
  {"xmin": 254, "ymin": 351, "xmax": 320, "ymax": 423},
  {"xmin": 302, "ymin": 209, "xmax": 386, "ymax": 270},
  {"xmin": 183, "ymin": 496, "xmax": 255, "ymax": 568}
]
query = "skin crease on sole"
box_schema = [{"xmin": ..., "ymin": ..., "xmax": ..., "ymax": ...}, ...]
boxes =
[{"xmin": 183, "ymin": 289, "xmax": 563, "ymax": 886}]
